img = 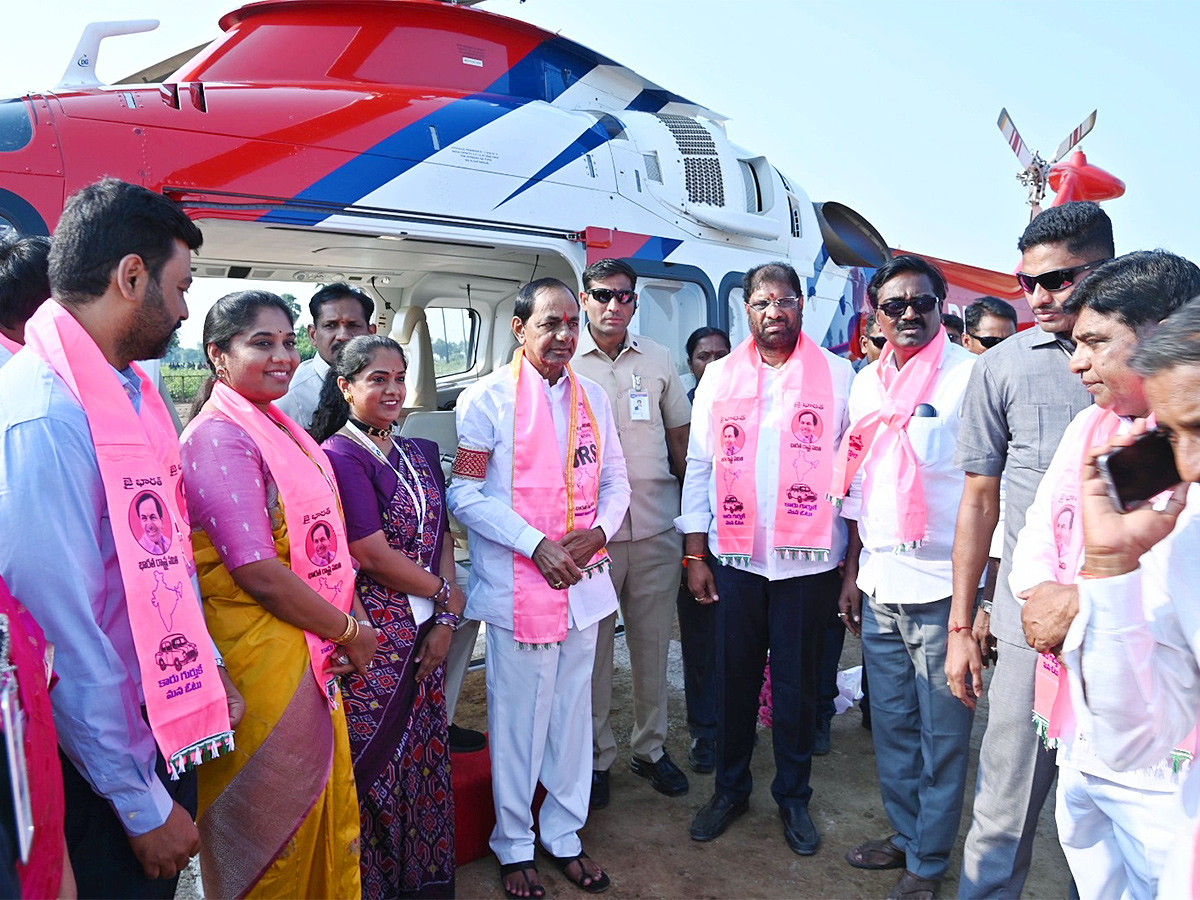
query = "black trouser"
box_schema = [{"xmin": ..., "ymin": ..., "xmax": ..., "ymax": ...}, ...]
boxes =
[
  {"xmin": 713, "ymin": 564, "xmax": 838, "ymax": 810},
  {"xmin": 61, "ymin": 750, "xmax": 197, "ymax": 900},
  {"xmin": 677, "ymin": 578, "xmax": 718, "ymax": 742}
]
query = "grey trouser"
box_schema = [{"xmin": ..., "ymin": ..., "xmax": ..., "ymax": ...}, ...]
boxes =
[
  {"xmin": 863, "ymin": 595, "xmax": 974, "ymax": 881},
  {"xmin": 444, "ymin": 616, "xmax": 481, "ymax": 723},
  {"xmin": 958, "ymin": 636, "xmax": 1059, "ymax": 898}
]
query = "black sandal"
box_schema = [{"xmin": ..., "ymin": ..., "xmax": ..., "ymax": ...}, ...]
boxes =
[
  {"xmin": 499, "ymin": 860, "xmax": 545, "ymax": 899},
  {"xmin": 546, "ymin": 850, "xmax": 611, "ymax": 893}
]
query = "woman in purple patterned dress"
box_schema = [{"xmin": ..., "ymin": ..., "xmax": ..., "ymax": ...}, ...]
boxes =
[{"xmin": 311, "ymin": 335, "xmax": 464, "ymax": 899}]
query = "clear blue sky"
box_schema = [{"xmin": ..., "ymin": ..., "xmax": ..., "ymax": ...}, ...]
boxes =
[{"xmin": 2, "ymin": 0, "xmax": 1196, "ymax": 343}]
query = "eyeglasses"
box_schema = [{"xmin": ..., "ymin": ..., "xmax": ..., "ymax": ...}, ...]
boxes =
[
  {"xmin": 585, "ymin": 288, "xmax": 637, "ymax": 305},
  {"xmin": 968, "ymin": 333, "xmax": 1008, "ymax": 349},
  {"xmin": 875, "ymin": 294, "xmax": 939, "ymax": 319},
  {"xmin": 746, "ymin": 296, "xmax": 800, "ymax": 313},
  {"xmin": 867, "ymin": 335, "xmax": 887, "ymax": 349},
  {"xmin": 1015, "ymin": 260, "xmax": 1105, "ymax": 294}
]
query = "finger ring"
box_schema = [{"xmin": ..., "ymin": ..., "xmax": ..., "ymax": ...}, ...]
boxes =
[
  {"xmin": 694, "ymin": 596, "xmax": 704, "ymax": 602},
  {"xmin": 837, "ymin": 612, "xmax": 847, "ymax": 618},
  {"xmin": 553, "ymin": 581, "xmax": 564, "ymax": 589}
]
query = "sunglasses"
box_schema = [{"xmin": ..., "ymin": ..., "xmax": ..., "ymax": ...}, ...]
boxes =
[
  {"xmin": 586, "ymin": 288, "xmax": 637, "ymax": 305},
  {"xmin": 968, "ymin": 333, "xmax": 1007, "ymax": 349},
  {"xmin": 867, "ymin": 335, "xmax": 887, "ymax": 349},
  {"xmin": 1015, "ymin": 260, "xmax": 1105, "ymax": 294},
  {"xmin": 876, "ymin": 294, "xmax": 939, "ymax": 319}
]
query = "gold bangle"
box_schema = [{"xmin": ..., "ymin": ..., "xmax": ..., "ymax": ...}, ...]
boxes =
[{"xmin": 333, "ymin": 612, "xmax": 358, "ymax": 645}]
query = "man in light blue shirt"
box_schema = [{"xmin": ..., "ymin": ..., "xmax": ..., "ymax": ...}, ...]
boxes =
[{"xmin": 0, "ymin": 179, "xmax": 239, "ymax": 899}]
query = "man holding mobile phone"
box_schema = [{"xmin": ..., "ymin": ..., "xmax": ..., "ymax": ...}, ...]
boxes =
[
  {"xmin": 948, "ymin": 202, "xmax": 1112, "ymax": 897},
  {"xmin": 1058, "ymin": 296, "xmax": 1200, "ymax": 897},
  {"xmin": 1009, "ymin": 250, "xmax": 1200, "ymax": 899}
]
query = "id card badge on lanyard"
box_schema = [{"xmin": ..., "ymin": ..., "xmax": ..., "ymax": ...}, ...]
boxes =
[
  {"xmin": 0, "ymin": 616, "xmax": 33, "ymax": 864},
  {"xmin": 629, "ymin": 373, "xmax": 650, "ymax": 422}
]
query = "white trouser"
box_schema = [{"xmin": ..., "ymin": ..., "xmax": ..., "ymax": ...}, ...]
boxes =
[
  {"xmin": 486, "ymin": 620, "xmax": 598, "ymax": 864},
  {"xmin": 1056, "ymin": 764, "xmax": 1181, "ymax": 900}
]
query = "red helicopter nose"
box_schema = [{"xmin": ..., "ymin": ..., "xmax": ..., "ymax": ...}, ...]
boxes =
[{"xmin": 1048, "ymin": 150, "xmax": 1126, "ymax": 204}]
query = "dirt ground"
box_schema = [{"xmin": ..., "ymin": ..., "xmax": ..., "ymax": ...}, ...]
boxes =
[{"xmin": 449, "ymin": 631, "xmax": 1072, "ymax": 900}]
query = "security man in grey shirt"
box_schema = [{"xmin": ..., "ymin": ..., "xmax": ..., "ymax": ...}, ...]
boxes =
[{"xmin": 945, "ymin": 201, "xmax": 1113, "ymax": 898}]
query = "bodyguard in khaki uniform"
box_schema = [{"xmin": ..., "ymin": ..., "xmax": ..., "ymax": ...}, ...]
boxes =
[{"xmin": 573, "ymin": 258, "xmax": 692, "ymax": 808}]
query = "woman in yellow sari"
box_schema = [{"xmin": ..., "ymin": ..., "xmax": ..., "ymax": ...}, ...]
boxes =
[{"xmin": 181, "ymin": 290, "xmax": 377, "ymax": 899}]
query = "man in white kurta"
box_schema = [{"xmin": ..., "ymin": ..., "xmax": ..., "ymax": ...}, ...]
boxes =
[
  {"xmin": 1010, "ymin": 251, "xmax": 1200, "ymax": 899},
  {"xmin": 447, "ymin": 278, "xmax": 629, "ymax": 895}
]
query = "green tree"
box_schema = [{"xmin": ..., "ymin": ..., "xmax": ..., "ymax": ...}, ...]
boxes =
[
  {"xmin": 433, "ymin": 338, "xmax": 453, "ymax": 363},
  {"xmin": 281, "ymin": 293, "xmax": 316, "ymax": 360}
]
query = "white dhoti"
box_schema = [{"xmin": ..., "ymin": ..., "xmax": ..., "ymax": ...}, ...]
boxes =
[
  {"xmin": 486, "ymin": 620, "xmax": 599, "ymax": 863},
  {"xmin": 1056, "ymin": 765, "xmax": 1182, "ymax": 900}
]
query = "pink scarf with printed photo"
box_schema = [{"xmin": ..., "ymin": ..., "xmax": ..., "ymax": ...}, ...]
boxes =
[
  {"xmin": 1033, "ymin": 406, "xmax": 1195, "ymax": 772},
  {"xmin": 24, "ymin": 302, "xmax": 233, "ymax": 778},
  {"xmin": 830, "ymin": 327, "xmax": 947, "ymax": 552},
  {"xmin": 711, "ymin": 333, "xmax": 836, "ymax": 567},
  {"xmin": 509, "ymin": 349, "xmax": 608, "ymax": 648},
  {"xmin": 187, "ymin": 382, "xmax": 355, "ymax": 703}
]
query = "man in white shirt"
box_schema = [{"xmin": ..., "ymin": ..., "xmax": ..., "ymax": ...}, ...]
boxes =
[
  {"xmin": 1014, "ymin": 251, "xmax": 1200, "ymax": 899},
  {"xmin": 680, "ymin": 262, "xmax": 854, "ymax": 855},
  {"xmin": 838, "ymin": 256, "xmax": 976, "ymax": 899},
  {"xmin": 1058, "ymin": 296, "xmax": 1200, "ymax": 898},
  {"xmin": 447, "ymin": 278, "xmax": 630, "ymax": 898},
  {"xmin": 276, "ymin": 282, "xmax": 375, "ymax": 429}
]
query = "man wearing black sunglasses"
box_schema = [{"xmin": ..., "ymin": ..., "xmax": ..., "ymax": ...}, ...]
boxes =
[
  {"xmin": 949, "ymin": 201, "xmax": 1113, "ymax": 898},
  {"xmin": 962, "ymin": 296, "xmax": 1018, "ymax": 356},
  {"xmin": 574, "ymin": 258, "xmax": 694, "ymax": 809}
]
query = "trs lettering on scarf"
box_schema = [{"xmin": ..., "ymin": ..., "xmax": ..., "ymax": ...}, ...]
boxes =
[{"xmin": 573, "ymin": 443, "xmax": 598, "ymax": 467}]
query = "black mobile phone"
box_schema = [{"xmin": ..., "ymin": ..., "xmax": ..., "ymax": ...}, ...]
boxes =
[{"xmin": 1095, "ymin": 429, "xmax": 1182, "ymax": 513}]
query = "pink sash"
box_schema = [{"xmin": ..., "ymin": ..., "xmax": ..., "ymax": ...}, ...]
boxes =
[
  {"xmin": 1033, "ymin": 407, "xmax": 1196, "ymax": 771},
  {"xmin": 23, "ymin": 302, "xmax": 233, "ymax": 778},
  {"xmin": 830, "ymin": 327, "xmax": 947, "ymax": 552},
  {"xmin": 185, "ymin": 382, "xmax": 355, "ymax": 702},
  {"xmin": 510, "ymin": 350, "xmax": 608, "ymax": 648},
  {"xmin": 0, "ymin": 333, "xmax": 20, "ymax": 356},
  {"xmin": 711, "ymin": 333, "xmax": 836, "ymax": 566}
]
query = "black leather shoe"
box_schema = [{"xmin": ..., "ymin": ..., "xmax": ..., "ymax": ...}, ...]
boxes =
[
  {"xmin": 780, "ymin": 805, "xmax": 820, "ymax": 855},
  {"xmin": 688, "ymin": 737, "xmax": 715, "ymax": 774},
  {"xmin": 630, "ymin": 750, "xmax": 689, "ymax": 796},
  {"xmin": 690, "ymin": 793, "xmax": 749, "ymax": 841},
  {"xmin": 590, "ymin": 770, "xmax": 610, "ymax": 810},
  {"xmin": 813, "ymin": 717, "xmax": 831, "ymax": 756},
  {"xmin": 448, "ymin": 724, "xmax": 487, "ymax": 753}
]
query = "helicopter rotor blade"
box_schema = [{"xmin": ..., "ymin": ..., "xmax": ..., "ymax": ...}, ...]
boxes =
[
  {"xmin": 1051, "ymin": 109, "xmax": 1097, "ymax": 163},
  {"xmin": 997, "ymin": 107, "xmax": 1034, "ymax": 170}
]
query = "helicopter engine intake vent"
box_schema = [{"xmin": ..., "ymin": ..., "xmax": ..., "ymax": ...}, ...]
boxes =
[
  {"xmin": 643, "ymin": 152, "xmax": 663, "ymax": 184},
  {"xmin": 657, "ymin": 113, "xmax": 725, "ymax": 206}
]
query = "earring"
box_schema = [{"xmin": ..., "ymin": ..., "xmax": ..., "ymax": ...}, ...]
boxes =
[
  {"xmin": 343, "ymin": 391, "xmax": 353, "ymax": 403},
  {"xmin": 215, "ymin": 365, "xmax": 228, "ymax": 382}
]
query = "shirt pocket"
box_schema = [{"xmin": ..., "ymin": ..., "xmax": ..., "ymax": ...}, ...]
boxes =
[
  {"xmin": 905, "ymin": 416, "xmax": 945, "ymax": 464},
  {"xmin": 1009, "ymin": 403, "xmax": 1074, "ymax": 470}
]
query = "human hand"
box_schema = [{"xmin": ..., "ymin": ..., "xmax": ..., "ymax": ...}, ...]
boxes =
[
  {"xmin": 945, "ymin": 630, "xmax": 984, "ymax": 710},
  {"xmin": 127, "ymin": 801, "xmax": 199, "ymax": 880},
  {"xmin": 1018, "ymin": 581, "xmax": 1079, "ymax": 655},
  {"xmin": 217, "ymin": 665, "xmax": 245, "ymax": 729},
  {"xmin": 414, "ymin": 624, "xmax": 452, "ymax": 681},
  {"xmin": 559, "ymin": 527, "xmax": 605, "ymax": 568},
  {"xmin": 973, "ymin": 608, "xmax": 996, "ymax": 668},
  {"xmin": 444, "ymin": 580, "xmax": 466, "ymax": 617},
  {"xmin": 1081, "ymin": 423, "xmax": 1188, "ymax": 578},
  {"xmin": 686, "ymin": 559, "xmax": 719, "ymax": 605},
  {"xmin": 532, "ymin": 538, "xmax": 583, "ymax": 590},
  {"xmin": 838, "ymin": 580, "xmax": 862, "ymax": 637},
  {"xmin": 329, "ymin": 622, "xmax": 379, "ymax": 677}
]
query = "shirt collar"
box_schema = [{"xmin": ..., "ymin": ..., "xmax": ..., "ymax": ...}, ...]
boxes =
[
  {"xmin": 312, "ymin": 354, "xmax": 331, "ymax": 377},
  {"xmin": 114, "ymin": 365, "xmax": 143, "ymax": 412},
  {"xmin": 578, "ymin": 321, "xmax": 638, "ymax": 359}
]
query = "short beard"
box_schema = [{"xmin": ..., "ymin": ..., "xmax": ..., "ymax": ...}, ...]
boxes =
[{"xmin": 117, "ymin": 277, "xmax": 177, "ymax": 363}]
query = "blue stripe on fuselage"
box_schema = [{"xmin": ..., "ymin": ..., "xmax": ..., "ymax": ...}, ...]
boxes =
[{"xmin": 259, "ymin": 38, "xmax": 600, "ymax": 225}]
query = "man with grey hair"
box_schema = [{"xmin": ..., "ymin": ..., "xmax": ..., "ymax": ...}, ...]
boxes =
[{"xmin": 1055, "ymin": 295, "xmax": 1200, "ymax": 898}]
